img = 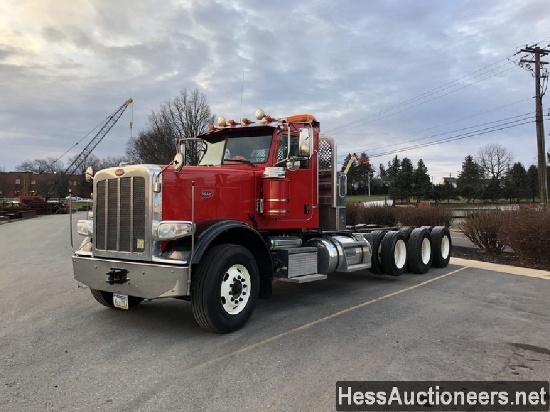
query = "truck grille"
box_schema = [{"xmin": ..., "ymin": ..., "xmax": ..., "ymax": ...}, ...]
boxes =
[{"xmin": 95, "ymin": 176, "xmax": 146, "ymax": 253}]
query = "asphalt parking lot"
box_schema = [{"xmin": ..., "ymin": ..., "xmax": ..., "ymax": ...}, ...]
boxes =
[{"xmin": 0, "ymin": 213, "xmax": 548, "ymax": 411}]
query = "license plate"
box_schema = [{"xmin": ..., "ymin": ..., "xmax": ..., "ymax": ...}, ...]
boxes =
[{"xmin": 113, "ymin": 293, "xmax": 129, "ymax": 310}]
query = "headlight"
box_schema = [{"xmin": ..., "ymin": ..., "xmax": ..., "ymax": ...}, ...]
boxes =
[
  {"xmin": 155, "ymin": 221, "xmax": 194, "ymax": 240},
  {"xmin": 76, "ymin": 220, "xmax": 93, "ymax": 236}
]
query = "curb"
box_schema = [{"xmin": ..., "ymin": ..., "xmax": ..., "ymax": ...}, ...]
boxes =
[{"xmin": 450, "ymin": 257, "xmax": 550, "ymax": 280}]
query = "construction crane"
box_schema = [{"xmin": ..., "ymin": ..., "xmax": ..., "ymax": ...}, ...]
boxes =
[
  {"xmin": 62, "ymin": 98, "xmax": 133, "ymax": 178},
  {"xmin": 343, "ymin": 152, "xmax": 369, "ymax": 175},
  {"xmin": 44, "ymin": 98, "xmax": 133, "ymax": 197}
]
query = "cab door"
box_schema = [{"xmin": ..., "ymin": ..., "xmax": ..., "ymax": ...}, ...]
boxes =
[{"xmin": 272, "ymin": 129, "xmax": 318, "ymax": 227}]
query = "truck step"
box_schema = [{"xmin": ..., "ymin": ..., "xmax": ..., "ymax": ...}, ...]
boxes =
[
  {"xmin": 341, "ymin": 262, "xmax": 371, "ymax": 273},
  {"xmin": 279, "ymin": 273, "xmax": 327, "ymax": 283}
]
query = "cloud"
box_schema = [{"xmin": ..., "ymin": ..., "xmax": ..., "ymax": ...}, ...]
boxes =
[{"xmin": 0, "ymin": 0, "xmax": 548, "ymax": 182}]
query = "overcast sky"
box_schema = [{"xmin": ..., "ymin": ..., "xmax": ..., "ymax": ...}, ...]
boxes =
[{"xmin": 1, "ymin": 0, "xmax": 549, "ymax": 182}]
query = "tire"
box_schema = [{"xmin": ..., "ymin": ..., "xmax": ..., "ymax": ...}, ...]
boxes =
[
  {"xmin": 406, "ymin": 228, "xmax": 432, "ymax": 274},
  {"xmin": 381, "ymin": 231, "xmax": 407, "ymax": 277},
  {"xmin": 191, "ymin": 244, "xmax": 259, "ymax": 333},
  {"xmin": 431, "ymin": 226, "xmax": 452, "ymax": 268},
  {"xmin": 398, "ymin": 226, "xmax": 414, "ymax": 241},
  {"xmin": 368, "ymin": 230, "xmax": 387, "ymax": 275},
  {"xmin": 90, "ymin": 289, "xmax": 143, "ymax": 308}
]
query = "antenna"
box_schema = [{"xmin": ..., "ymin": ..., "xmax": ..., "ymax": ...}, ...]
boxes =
[{"xmin": 240, "ymin": 74, "xmax": 244, "ymax": 123}]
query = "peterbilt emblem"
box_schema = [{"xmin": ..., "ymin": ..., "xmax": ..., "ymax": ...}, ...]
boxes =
[
  {"xmin": 200, "ymin": 190, "xmax": 213, "ymax": 198},
  {"xmin": 115, "ymin": 168, "xmax": 125, "ymax": 177}
]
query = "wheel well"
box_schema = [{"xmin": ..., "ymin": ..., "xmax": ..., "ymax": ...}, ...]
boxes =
[{"xmin": 192, "ymin": 226, "xmax": 273, "ymax": 299}]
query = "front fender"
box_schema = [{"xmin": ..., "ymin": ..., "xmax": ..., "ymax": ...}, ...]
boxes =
[{"xmin": 192, "ymin": 219, "xmax": 273, "ymax": 298}]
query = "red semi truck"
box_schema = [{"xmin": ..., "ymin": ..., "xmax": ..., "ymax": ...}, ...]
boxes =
[{"xmin": 72, "ymin": 110, "xmax": 451, "ymax": 333}]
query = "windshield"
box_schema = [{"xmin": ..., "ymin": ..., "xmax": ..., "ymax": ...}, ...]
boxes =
[{"xmin": 198, "ymin": 132, "xmax": 273, "ymax": 166}]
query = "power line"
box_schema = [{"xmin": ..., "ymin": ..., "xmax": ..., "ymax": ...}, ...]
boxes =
[
  {"xmin": 326, "ymin": 37, "xmax": 550, "ymax": 136},
  {"xmin": 342, "ymin": 98, "xmax": 532, "ymax": 153},
  {"xmin": 336, "ymin": 113, "xmax": 549, "ymax": 161},
  {"xmin": 326, "ymin": 60, "xmax": 515, "ymax": 135},
  {"xmin": 368, "ymin": 112, "xmax": 534, "ymax": 155},
  {"xmin": 370, "ymin": 116, "xmax": 545, "ymax": 159},
  {"xmin": 337, "ymin": 111, "xmax": 537, "ymax": 158}
]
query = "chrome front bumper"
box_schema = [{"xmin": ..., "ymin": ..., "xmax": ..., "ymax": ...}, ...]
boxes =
[{"xmin": 72, "ymin": 255, "xmax": 190, "ymax": 299}]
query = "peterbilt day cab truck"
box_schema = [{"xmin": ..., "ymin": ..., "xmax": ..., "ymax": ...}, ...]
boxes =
[{"xmin": 72, "ymin": 110, "xmax": 452, "ymax": 333}]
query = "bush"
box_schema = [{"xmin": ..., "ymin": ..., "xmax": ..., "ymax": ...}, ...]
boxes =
[
  {"xmin": 346, "ymin": 204, "xmax": 452, "ymax": 227},
  {"xmin": 359, "ymin": 205, "xmax": 398, "ymax": 226},
  {"xmin": 346, "ymin": 203, "xmax": 363, "ymax": 226},
  {"xmin": 500, "ymin": 209, "xmax": 550, "ymax": 269},
  {"xmin": 459, "ymin": 210, "xmax": 506, "ymax": 254},
  {"xmin": 395, "ymin": 206, "xmax": 453, "ymax": 227}
]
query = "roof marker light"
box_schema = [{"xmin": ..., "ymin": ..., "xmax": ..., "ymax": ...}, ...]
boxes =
[{"xmin": 255, "ymin": 109, "xmax": 265, "ymax": 120}]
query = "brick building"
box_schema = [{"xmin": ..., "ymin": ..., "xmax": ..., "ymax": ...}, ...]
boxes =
[{"xmin": 0, "ymin": 172, "xmax": 92, "ymax": 199}]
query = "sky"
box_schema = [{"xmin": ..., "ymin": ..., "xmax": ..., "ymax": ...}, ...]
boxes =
[{"xmin": 1, "ymin": 0, "xmax": 549, "ymax": 183}]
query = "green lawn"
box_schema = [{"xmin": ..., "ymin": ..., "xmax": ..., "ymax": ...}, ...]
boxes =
[{"xmin": 346, "ymin": 194, "xmax": 390, "ymax": 203}]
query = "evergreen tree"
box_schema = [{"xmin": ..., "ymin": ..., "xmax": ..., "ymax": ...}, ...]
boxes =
[
  {"xmin": 504, "ymin": 162, "xmax": 528, "ymax": 203},
  {"xmin": 340, "ymin": 152, "xmax": 372, "ymax": 195},
  {"xmin": 438, "ymin": 181, "xmax": 458, "ymax": 203},
  {"xmin": 457, "ymin": 155, "xmax": 482, "ymax": 202},
  {"xmin": 527, "ymin": 165, "xmax": 538, "ymax": 202},
  {"xmin": 397, "ymin": 157, "xmax": 414, "ymax": 203},
  {"xmin": 355, "ymin": 153, "xmax": 372, "ymax": 195},
  {"xmin": 387, "ymin": 156, "xmax": 401, "ymax": 203},
  {"xmin": 482, "ymin": 176, "xmax": 501, "ymax": 202},
  {"xmin": 378, "ymin": 164, "xmax": 387, "ymax": 178},
  {"xmin": 412, "ymin": 159, "xmax": 431, "ymax": 202}
]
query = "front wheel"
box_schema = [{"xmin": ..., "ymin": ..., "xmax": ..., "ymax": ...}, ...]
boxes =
[{"xmin": 191, "ymin": 244, "xmax": 259, "ymax": 333}]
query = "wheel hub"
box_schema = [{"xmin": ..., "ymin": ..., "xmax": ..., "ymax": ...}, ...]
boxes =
[
  {"xmin": 220, "ymin": 264, "xmax": 251, "ymax": 315},
  {"xmin": 230, "ymin": 277, "xmax": 244, "ymax": 300}
]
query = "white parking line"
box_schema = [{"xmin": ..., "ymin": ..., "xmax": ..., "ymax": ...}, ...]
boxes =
[{"xmin": 170, "ymin": 266, "xmax": 469, "ymax": 378}]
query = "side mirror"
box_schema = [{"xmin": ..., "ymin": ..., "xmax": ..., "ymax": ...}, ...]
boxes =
[
  {"xmin": 173, "ymin": 152, "xmax": 184, "ymax": 172},
  {"xmin": 298, "ymin": 128, "xmax": 313, "ymax": 157},
  {"xmin": 173, "ymin": 140, "xmax": 185, "ymax": 172},
  {"xmin": 85, "ymin": 166, "xmax": 94, "ymax": 182}
]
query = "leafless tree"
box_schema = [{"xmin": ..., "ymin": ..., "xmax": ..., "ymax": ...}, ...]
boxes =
[
  {"xmin": 15, "ymin": 157, "xmax": 65, "ymax": 173},
  {"xmin": 476, "ymin": 143, "xmax": 514, "ymax": 180},
  {"xmin": 67, "ymin": 153, "xmax": 128, "ymax": 173},
  {"xmin": 126, "ymin": 89, "xmax": 215, "ymax": 165}
]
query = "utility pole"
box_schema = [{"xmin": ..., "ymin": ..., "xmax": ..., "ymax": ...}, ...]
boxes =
[{"xmin": 519, "ymin": 45, "xmax": 549, "ymax": 206}]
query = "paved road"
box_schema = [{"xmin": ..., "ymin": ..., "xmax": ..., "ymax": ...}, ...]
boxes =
[
  {"xmin": 451, "ymin": 230, "xmax": 515, "ymax": 253},
  {"xmin": 1, "ymin": 214, "xmax": 549, "ymax": 411},
  {"xmin": 448, "ymin": 230, "xmax": 477, "ymax": 248}
]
